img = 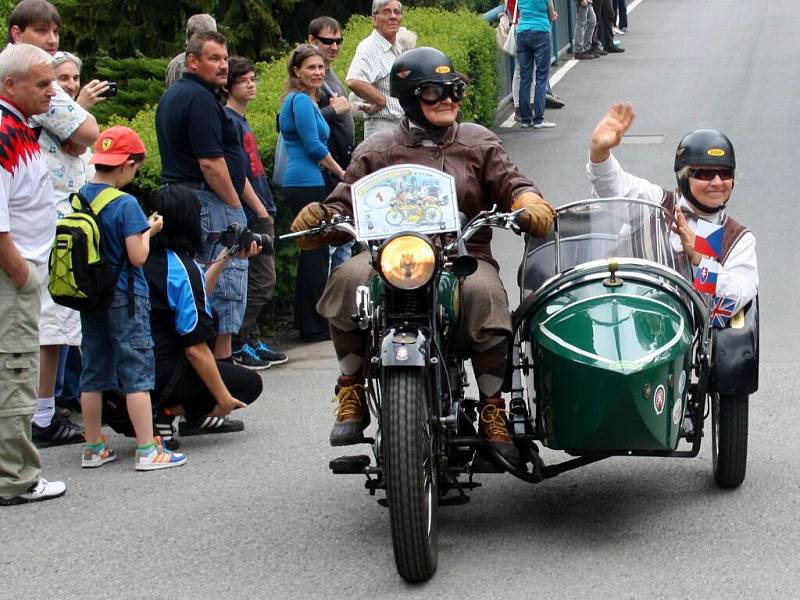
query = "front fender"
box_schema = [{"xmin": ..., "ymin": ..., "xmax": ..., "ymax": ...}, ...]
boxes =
[
  {"xmin": 380, "ymin": 328, "xmax": 429, "ymax": 367},
  {"xmin": 710, "ymin": 296, "xmax": 759, "ymax": 395}
]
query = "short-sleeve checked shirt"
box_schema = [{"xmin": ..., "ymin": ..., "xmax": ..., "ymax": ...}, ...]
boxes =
[{"xmin": 345, "ymin": 29, "xmax": 404, "ymax": 121}]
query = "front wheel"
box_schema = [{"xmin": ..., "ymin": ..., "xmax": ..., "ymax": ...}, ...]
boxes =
[
  {"xmin": 383, "ymin": 367, "xmax": 438, "ymax": 582},
  {"xmin": 712, "ymin": 392, "xmax": 749, "ymax": 488}
]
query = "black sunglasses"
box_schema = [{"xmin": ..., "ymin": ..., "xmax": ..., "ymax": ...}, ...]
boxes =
[
  {"xmin": 689, "ymin": 167, "xmax": 734, "ymax": 181},
  {"xmin": 315, "ymin": 35, "xmax": 343, "ymax": 46},
  {"xmin": 415, "ymin": 81, "xmax": 467, "ymax": 105}
]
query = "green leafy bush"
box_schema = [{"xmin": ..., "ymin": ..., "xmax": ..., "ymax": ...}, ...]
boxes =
[{"xmin": 91, "ymin": 56, "xmax": 169, "ymax": 125}]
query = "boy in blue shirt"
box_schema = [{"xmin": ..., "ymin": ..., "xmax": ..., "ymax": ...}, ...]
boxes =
[{"xmin": 78, "ymin": 127, "xmax": 186, "ymax": 471}]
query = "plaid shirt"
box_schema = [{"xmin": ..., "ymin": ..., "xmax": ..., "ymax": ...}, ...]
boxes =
[{"xmin": 345, "ymin": 29, "xmax": 404, "ymax": 121}]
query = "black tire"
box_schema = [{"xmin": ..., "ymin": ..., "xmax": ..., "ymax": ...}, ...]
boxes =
[
  {"xmin": 383, "ymin": 367, "xmax": 438, "ymax": 582},
  {"xmin": 712, "ymin": 393, "xmax": 749, "ymax": 488}
]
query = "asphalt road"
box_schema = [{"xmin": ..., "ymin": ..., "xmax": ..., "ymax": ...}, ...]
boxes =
[{"xmin": 4, "ymin": 1, "xmax": 800, "ymax": 598}]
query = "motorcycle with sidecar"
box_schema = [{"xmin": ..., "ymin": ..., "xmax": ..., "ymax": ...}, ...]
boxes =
[{"xmin": 282, "ymin": 169, "xmax": 759, "ymax": 584}]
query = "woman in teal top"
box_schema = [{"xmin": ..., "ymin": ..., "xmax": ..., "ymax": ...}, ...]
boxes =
[
  {"xmin": 517, "ymin": 0, "xmax": 557, "ymax": 128},
  {"xmin": 278, "ymin": 44, "xmax": 345, "ymax": 342}
]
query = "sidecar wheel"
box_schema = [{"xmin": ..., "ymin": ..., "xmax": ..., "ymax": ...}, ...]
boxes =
[
  {"xmin": 712, "ymin": 392, "xmax": 748, "ymax": 488},
  {"xmin": 384, "ymin": 367, "xmax": 438, "ymax": 583}
]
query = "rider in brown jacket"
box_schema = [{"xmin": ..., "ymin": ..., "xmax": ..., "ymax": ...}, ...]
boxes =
[{"xmin": 290, "ymin": 47, "xmax": 555, "ymax": 463}]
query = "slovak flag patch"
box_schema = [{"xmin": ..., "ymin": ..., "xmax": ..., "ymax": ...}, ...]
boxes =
[
  {"xmin": 693, "ymin": 257, "xmax": 719, "ymax": 294},
  {"xmin": 693, "ymin": 219, "xmax": 724, "ymax": 258},
  {"xmin": 710, "ymin": 295, "xmax": 736, "ymax": 328}
]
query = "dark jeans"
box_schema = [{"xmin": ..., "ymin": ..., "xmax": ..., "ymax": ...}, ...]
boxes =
[
  {"xmin": 237, "ymin": 215, "xmax": 276, "ymax": 343},
  {"xmin": 283, "ymin": 186, "xmax": 330, "ymax": 340},
  {"xmin": 160, "ymin": 359, "xmax": 262, "ymax": 421},
  {"xmin": 593, "ymin": 0, "xmax": 615, "ymax": 49},
  {"xmin": 614, "ymin": 0, "xmax": 628, "ymax": 28},
  {"xmin": 517, "ymin": 29, "xmax": 552, "ymax": 125}
]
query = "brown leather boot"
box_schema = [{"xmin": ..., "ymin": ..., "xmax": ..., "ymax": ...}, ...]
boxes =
[
  {"xmin": 329, "ymin": 376, "xmax": 370, "ymax": 447},
  {"xmin": 478, "ymin": 397, "xmax": 519, "ymax": 465}
]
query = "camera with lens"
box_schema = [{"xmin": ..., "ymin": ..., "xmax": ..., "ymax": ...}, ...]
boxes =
[{"xmin": 212, "ymin": 223, "xmax": 274, "ymax": 255}]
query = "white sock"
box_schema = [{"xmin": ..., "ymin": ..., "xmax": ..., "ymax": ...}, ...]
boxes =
[{"xmin": 33, "ymin": 397, "xmax": 55, "ymax": 428}]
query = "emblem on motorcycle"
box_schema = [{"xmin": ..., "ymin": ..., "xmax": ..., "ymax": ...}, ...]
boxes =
[
  {"xmin": 654, "ymin": 384, "xmax": 666, "ymax": 415},
  {"xmin": 395, "ymin": 346, "xmax": 410, "ymax": 361},
  {"xmin": 672, "ymin": 396, "xmax": 682, "ymax": 425}
]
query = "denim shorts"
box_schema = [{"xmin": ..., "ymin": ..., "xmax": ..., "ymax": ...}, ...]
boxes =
[
  {"xmin": 196, "ymin": 189, "xmax": 248, "ymax": 335},
  {"xmin": 80, "ymin": 288, "xmax": 155, "ymax": 394}
]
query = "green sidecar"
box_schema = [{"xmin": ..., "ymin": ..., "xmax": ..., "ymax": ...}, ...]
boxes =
[{"xmin": 512, "ymin": 198, "xmax": 758, "ymax": 487}]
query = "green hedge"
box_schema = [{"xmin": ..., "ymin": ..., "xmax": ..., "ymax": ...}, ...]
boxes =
[{"xmin": 112, "ymin": 7, "xmax": 498, "ymax": 322}]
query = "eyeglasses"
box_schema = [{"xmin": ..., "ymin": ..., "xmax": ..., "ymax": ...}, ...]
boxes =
[
  {"xmin": 315, "ymin": 35, "xmax": 343, "ymax": 46},
  {"xmin": 689, "ymin": 168, "xmax": 734, "ymax": 181},
  {"xmin": 415, "ymin": 81, "xmax": 466, "ymax": 105}
]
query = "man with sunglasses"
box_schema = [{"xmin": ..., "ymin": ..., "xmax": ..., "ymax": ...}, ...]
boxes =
[
  {"xmin": 290, "ymin": 47, "xmax": 555, "ymax": 464},
  {"xmin": 587, "ymin": 102, "xmax": 758, "ymax": 311},
  {"xmin": 345, "ymin": 0, "xmax": 405, "ymax": 139}
]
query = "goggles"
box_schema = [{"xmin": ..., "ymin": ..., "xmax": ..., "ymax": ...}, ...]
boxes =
[
  {"xmin": 315, "ymin": 35, "xmax": 343, "ymax": 46},
  {"xmin": 415, "ymin": 81, "xmax": 466, "ymax": 105},
  {"xmin": 688, "ymin": 167, "xmax": 734, "ymax": 181}
]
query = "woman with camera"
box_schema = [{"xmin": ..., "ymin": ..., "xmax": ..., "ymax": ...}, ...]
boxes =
[
  {"xmin": 144, "ymin": 185, "xmax": 263, "ymax": 446},
  {"xmin": 279, "ymin": 44, "xmax": 346, "ymax": 342}
]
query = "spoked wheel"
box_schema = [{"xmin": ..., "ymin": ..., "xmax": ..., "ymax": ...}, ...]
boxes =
[
  {"xmin": 383, "ymin": 367, "xmax": 438, "ymax": 582},
  {"xmin": 711, "ymin": 392, "xmax": 749, "ymax": 488}
]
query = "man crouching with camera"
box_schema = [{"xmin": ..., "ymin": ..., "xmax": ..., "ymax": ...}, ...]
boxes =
[{"xmin": 144, "ymin": 185, "xmax": 265, "ymax": 446}]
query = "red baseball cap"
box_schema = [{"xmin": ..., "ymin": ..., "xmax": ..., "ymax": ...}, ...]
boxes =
[{"xmin": 89, "ymin": 126, "xmax": 146, "ymax": 166}]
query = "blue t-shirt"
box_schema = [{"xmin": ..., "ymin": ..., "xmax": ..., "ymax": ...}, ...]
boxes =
[
  {"xmin": 517, "ymin": 0, "xmax": 552, "ymax": 33},
  {"xmin": 156, "ymin": 73, "xmax": 247, "ymax": 195},
  {"xmin": 80, "ymin": 182, "xmax": 150, "ymax": 297},
  {"xmin": 278, "ymin": 91, "xmax": 330, "ymax": 187},
  {"xmin": 225, "ymin": 107, "xmax": 276, "ymax": 219}
]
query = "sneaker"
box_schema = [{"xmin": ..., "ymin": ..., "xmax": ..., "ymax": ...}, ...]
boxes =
[
  {"xmin": 32, "ymin": 414, "xmax": 84, "ymax": 448},
  {"xmin": 81, "ymin": 436, "xmax": 117, "ymax": 468},
  {"xmin": 232, "ymin": 343, "xmax": 271, "ymax": 370},
  {"xmin": 545, "ymin": 92, "xmax": 565, "ymax": 109},
  {"xmin": 574, "ymin": 51, "xmax": 595, "ymax": 60},
  {"xmin": 520, "ymin": 122, "xmax": 534, "ymax": 129},
  {"xmin": 253, "ymin": 340, "xmax": 288, "ymax": 366},
  {"xmin": 533, "ymin": 121, "xmax": 557, "ymax": 129},
  {"xmin": 478, "ymin": 399, "xmax": 519, "ymax": 466},
  {"xmin": 154, "ymin": 411, "xmax": 180, "ymax": 451},
  {"xmin": 135, "ymin": 438, "xmax": 187, "ymax": 471},
  {"xmin": 178, "ymin": 415, "xmax": 245, "ymax": 436},
  {"xmin": 613, "ymin": 26, "xmax": 625, "ymax": 35},
  {"xmin": 0, "ymin": 478, "xmax": 66, "ymax": 506},
  {"xmin": 330, "ymin": 376, "xmax": 370, "ymax": 446},
  {"xmin": 606, "ymin": 45, "xmax": 625, "ymax": 53}
]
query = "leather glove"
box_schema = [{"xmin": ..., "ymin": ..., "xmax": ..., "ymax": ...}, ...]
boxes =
[
  {"xmin": 289, "ymin": 202, "xmax": 335, "ymax": 250},
  {"xmin": 511, "ymin": 192, "xmax": 555, "ymax": 238}
]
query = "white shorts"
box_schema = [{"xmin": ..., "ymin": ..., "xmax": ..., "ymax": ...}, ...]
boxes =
[{"xmin": 38, "ymin": 264, "xmax": 81, "ymax": 346}]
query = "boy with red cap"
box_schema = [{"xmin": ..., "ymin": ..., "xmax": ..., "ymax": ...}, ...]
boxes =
[{"xmin": 78, "ymin": 126, "xmax": 187, "ymax": 471}]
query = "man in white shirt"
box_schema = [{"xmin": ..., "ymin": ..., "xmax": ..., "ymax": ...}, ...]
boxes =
[
  {"xmin": 345, "ymin": 0, "xmax": 405, "ymax": 139},
  {"xmin": 586, "ymin": 102, "xmax": 758, "ymax": 312},
  {"xmin": 0, "ymin": 43, "xmax": 66, "ymax": 506}
]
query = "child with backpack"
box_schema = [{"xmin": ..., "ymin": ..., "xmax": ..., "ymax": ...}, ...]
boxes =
[{"xmin": 76, "ymin": 126, "xmax": 186, "ymax": 470}]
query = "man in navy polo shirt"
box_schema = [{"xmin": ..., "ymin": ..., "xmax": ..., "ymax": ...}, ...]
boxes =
[{"xmin": 156, "ymin": 30, "xmax": 268, "ymax": 362}]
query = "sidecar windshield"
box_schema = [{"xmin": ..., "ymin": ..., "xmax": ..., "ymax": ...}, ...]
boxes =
[{"xmin": 521, "ymin": 198, "xmax": 692, "ymax": 296}]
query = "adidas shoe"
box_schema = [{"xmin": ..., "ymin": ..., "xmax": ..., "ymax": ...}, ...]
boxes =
[
  {"xmin": 135, "ymin": 438, "xmax": 187, "ymax": 471},
  {"xmin": 253, "ymin": 340, "xmax": 288, "ymax": 366},
  {"xmin": 32, "ymin": 415, "xmax": 84, "ymax": 448},
  {"xmin": 178, "ymin": 415, "xmax": 245, "ymax": 437},
  {"xmin": 82, "ymin": 437, "xmax": 117, "ymax": 468},
  {"xmin": 232, "ymin": 343, "xmax": 270, "ymax": 370},
  {"xmin": 154, "ymin": 411, "xmax": 180, "ymax": 451}
]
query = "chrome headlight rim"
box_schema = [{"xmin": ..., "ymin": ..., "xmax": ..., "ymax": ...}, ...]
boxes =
[{"xmin": 376, "ymin": 233, "xmax": 438, "ymax": 291}]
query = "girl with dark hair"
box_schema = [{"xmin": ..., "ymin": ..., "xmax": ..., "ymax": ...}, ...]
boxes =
[
  {"xmin": 144, "ymin": 185, "xmax": 262, "ymax": 447},
  {"xmin": 279, "ymin": 44, "xmax": 345, "ymax": 342}
]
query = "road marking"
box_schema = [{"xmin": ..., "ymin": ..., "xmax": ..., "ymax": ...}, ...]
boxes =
[{"xmin": 500, "ymin": 0, "xmax": 646, "ymax": 128}]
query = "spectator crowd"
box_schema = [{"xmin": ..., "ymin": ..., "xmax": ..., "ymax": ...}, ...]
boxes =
[{"xmin": 1, "ymin": 0, "xmax": 628, "ymax": 506}]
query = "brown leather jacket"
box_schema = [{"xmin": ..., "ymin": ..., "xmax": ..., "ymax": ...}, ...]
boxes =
[{"xmin": 324, "ymin": 118, "xmax": 544, "ymax": 264}]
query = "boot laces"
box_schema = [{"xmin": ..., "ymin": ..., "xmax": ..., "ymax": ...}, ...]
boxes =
[
  {"xmin": 333, "ymin": 384, "xmax": 364, "ymax": 420},
  {"xmin": 480, "ymin": 404, "xmax": 512, "ymax": 443}
]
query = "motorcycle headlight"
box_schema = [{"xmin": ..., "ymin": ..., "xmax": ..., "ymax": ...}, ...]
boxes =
[{"xmin": 377, "ymin": 234, "xmax": 436, "ymax": 290}]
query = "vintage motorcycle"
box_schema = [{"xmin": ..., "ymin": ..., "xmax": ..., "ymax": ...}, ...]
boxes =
[{"xmin": 282, "ymin": 177, "xmax": 759, "ymax": 583}]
